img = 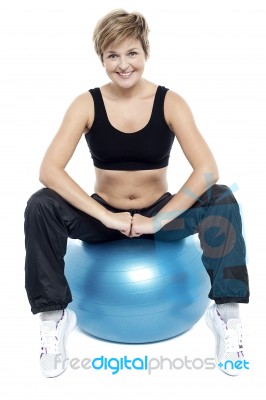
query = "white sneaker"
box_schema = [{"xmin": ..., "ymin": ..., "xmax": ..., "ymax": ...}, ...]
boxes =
[
  {"xmin": 206, "ymin": 304, "xmax": 244, "ymax": 376},
  {"xmin": 39, "ymin": 309, "xmax": 76, "ymax": 378}
]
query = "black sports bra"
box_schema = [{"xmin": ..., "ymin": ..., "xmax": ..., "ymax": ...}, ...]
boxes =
[{"xmin": 85, "ymin": 86, "xmax": 175, "ymax": 170}]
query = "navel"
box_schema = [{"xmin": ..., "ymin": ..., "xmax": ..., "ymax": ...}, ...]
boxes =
[{"xmin": 129, "ymin": 195, "xmax": 135, "ymax": 200}]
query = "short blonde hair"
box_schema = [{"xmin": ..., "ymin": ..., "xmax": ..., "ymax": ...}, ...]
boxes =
[{"xmin": 93, "ymin": 9, "xmax": 150, "ymax": 62}]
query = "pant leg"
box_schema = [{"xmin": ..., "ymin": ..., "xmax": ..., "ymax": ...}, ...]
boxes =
[
  {"xmin": 24, "ymin": 188, "xmax": 126, "ymax": 314},
  {"xmin": 139, "ymin": 185, "xmax": 249, "ymax": 304}
]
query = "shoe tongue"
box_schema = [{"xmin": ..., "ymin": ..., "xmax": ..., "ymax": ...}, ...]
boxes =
[
  {"xmin": 42, "ymin": 320, "xmax": 57, "ymax": 331},
  {"xmin": 227, "ymin": 318, "xmax": 241, "ymax": 329}
]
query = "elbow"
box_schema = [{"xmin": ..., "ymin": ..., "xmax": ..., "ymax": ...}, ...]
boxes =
[
  {"xmin": 39, "ymin": 162, "xmax": 65, "ymax": 188},
  {"xmin": 213, "ymin": 161, "xmax": 219, "ymax": 183},
  {"xmin": 39, "ymin": 164, "xmax": 56, "ymax": 188},
  {"xmin": 39, "ymin": 169, "xmax": 49, "ymax": 187},
  {"xmin": 208, "ymin": 164, "xmax": 219, "ymax": 185},
  {"xmin": 197, "ymin": 163, "xmax": 219, "ymax": 187},
  {"xmin": 214, "ymin": 170, "xmax": 219, "ymax": 183}
]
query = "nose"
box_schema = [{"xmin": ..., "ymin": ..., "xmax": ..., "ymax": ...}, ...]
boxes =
[{"xmin": 118, "ymin": 56, "xmax": 129, "ymax": 70}]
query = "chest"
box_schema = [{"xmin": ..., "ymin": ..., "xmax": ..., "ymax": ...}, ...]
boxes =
[{"xmin": 102, "ymin": 98, "xmax": 154, "ymax": 134}]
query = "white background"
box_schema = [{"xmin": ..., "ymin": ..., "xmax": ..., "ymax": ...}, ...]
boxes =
[{"xmin": 0, "ymin": 0, "xmax": 265, "ymax": 398}]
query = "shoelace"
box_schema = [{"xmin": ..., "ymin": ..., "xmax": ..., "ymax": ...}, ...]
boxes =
[
  {"xmin": 225, "ymin": 329, "xmax": 241, "ymax": 352},
  {"xmin": 40, "ymin": 325, "xmax": 60, "ymax": 355}
]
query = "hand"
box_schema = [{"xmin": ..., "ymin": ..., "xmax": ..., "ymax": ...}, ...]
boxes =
[
  {"xmin": 130, "ymin": 214, "xmax": 161, "ymax": 238},
  {"xmin": 102, "ymin": 210, "xmax": 133, "ymax": 237}
]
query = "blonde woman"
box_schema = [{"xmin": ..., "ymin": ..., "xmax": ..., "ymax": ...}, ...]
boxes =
[{"xmin": 24, "ymin": 9, "xmax": 249, "ymax": 377}]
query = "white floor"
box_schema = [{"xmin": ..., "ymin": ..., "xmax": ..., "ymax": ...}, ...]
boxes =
[
  {"xmin": 3, "ymin": 278, "xmax": 261, "ymax": 400},
  {"xmin": 1, "ymin": 0, "xmax": 265, "ymax": 398}
]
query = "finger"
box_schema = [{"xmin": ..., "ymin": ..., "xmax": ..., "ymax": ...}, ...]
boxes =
[
  {"xmin": 131, "ymin": 230, "xmax": 141, "ymax": 237},
  {"xmin": 120, "ymin": 229, "xmax": 130, "ymax": 237}
]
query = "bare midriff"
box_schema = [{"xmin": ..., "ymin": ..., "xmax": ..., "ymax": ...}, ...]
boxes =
[{"xmin": 94, "ymin": 166, "xmax": 168, "ymax": 210}]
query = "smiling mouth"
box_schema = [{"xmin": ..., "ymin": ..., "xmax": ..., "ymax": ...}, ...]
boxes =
[{"xmin": 117, "ymin": 71, "xmax": 134, "ymax": 78}]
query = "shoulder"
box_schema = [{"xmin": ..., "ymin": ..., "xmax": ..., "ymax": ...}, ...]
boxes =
[
  {"xmin": 64, "ymin": 91, "xmax": 95, "ymax": 131},
  {"xmin": 164, "ymin": 89, "xmax": 195, "ymax": 128},
  {"xmin": 69, "ymin": 91, "xmax": 94, "ymax": 110},
  {"xmin": 164, "ymin": 89, "xmax": 190, "ymax": 110}
]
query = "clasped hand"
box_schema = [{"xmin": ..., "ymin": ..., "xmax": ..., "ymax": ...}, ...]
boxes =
[{"xmin": 103, "ymin": 211, "xmax": 161, "ymax": 238}]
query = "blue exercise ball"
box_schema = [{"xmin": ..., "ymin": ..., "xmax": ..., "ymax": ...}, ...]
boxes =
[{"xmin": 64, "ymin": 237, "xmax": 210, "ymax": 343}]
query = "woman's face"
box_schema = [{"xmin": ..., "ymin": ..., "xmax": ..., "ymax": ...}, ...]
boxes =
[{"xmin": 102, "ymin": 37, "xmax": 147, "ymax": 89}]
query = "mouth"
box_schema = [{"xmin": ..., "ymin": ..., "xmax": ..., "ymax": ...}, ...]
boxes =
[{"xmin": 116, "ymin": 71, "xmax": 134, "ymax": 78}]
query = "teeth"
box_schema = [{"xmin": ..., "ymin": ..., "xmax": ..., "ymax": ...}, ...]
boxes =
[{"xmin": 118, "ymin": 72, "xmax": 133, "ymax": 77}]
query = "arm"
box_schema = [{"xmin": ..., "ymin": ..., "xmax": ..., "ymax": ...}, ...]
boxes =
[
  {"xmin": 154, "ymin": 90, "xmax": 219, "ymax": 227},
  {"xmin": 39, "ymin": 92, "xmax": 132, "ymax": 234},
  {"xmin": 131, "ymin": 91, "xmax": 219, "ymax": 236}
]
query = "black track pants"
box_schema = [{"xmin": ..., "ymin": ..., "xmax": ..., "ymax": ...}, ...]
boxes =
[{"xmin": 24, "ymin": 184, "xmax": 249, "ymax": 314}]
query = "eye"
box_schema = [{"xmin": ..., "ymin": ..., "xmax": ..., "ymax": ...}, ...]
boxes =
[
  {"xmin": 108, "ymin": 54, "xmax": 117, "ymax": 59},
  {"xmin": 128, "ymin": 51, "xmax": 137, "ymax": 57}
]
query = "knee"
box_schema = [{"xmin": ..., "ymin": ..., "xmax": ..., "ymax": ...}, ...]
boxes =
[
  {"xmin": 25, "ymin": 188, "xmax": 59, "ymax": 214},
  {"xmin": 210, "ymin": 184, "xmax": 238, "ymax": 205}
]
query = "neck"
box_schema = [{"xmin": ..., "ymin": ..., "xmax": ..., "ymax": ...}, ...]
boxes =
[{"xmin": 108, "ymin": 79, "xmax": 148, "ymax": 99}]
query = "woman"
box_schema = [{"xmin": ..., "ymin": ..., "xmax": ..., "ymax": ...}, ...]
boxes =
[{"xmin": 24, "ymin": 9, "xmax": 249, "ymax": 378}]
